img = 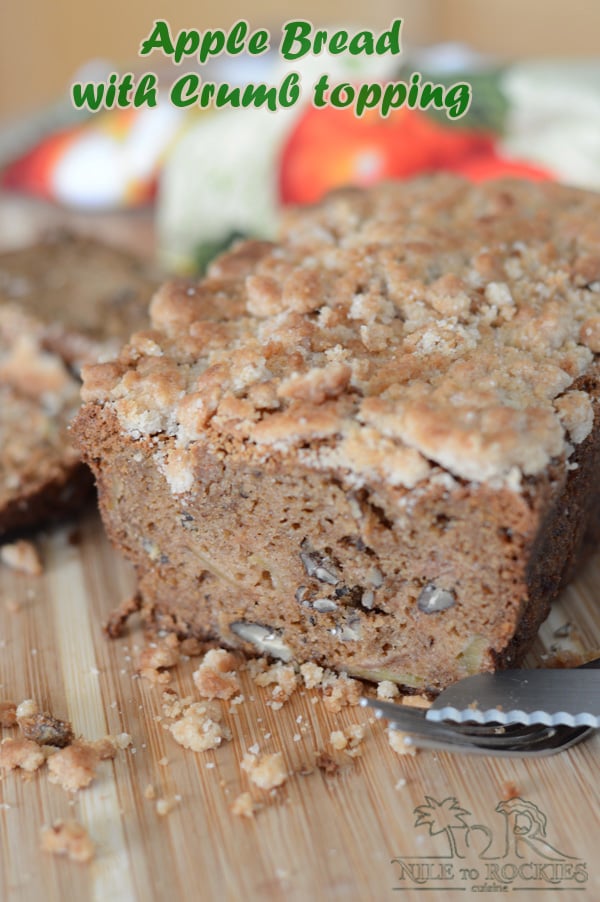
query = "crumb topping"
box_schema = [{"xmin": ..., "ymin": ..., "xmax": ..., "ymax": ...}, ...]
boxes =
[{"xmin": 81, "ymin": 177, "xmax": 600, "ymax": 488}]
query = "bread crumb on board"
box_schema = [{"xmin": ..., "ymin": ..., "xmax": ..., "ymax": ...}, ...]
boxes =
[
  {"xmin": 231, "ymin": 791, "xmax": 255, "ymax": 818},
  {"xmin": 254, "ymin": 662, "xmax": 299, "ymax": 704},
  {"xmin": 156, "ymin": 797, "xmax": 179, "ymax": 816},
  {"xmin": 137, "ymin": 633, "xmax": 180, "ymax": 685},
  {"xmin": 16, "ymin": 698, "xmax": 39, "ymax": 719},
  {"xmin": 314, "ymin": 751, "xmax": 339, "ymax": 777},
  {"xmin": 193, "ymin": 648, "xmax": 241, "ymax": 700},
  {"xmin": 0, "ymin": 540, "xmax": 43, "ymax": 576},
  {"xmin": 299, "ymin": 662, "xmax": 324, "ymax": 689},
  {"xmin": 388, "ymin": 727, "xmax": 417, "ymax": 757},
  {"xmin": 113, "ymin": 732, "xmax": 133, "ymax": 750},
  {"xmin": 321, "ymin": 673, "xmax": 362, "ymax": 713},
  {"xmin": 168, "ymin": 700, "xmax": 232, "ymax": 752},
  {"xmin": 241, "ymin": 751, "xmax": 288, "ymax": 790},
  {"xmin": 0, "ymin": 701, "xmax": 17, "ymax": 727},
  {"xmin": 47, "ymin": 743, "xmax": 99, "ymax": 792},
  {"xmin": 329, "ymin": 724, "xmax": 366, "ymax": 757},
  {"xmin": 41, "ymin": 819, "xmax": 94, "ymax": 863},
  {"xmin": 0, "ymin": 737, "xmax": 45, "ymax": 773}
]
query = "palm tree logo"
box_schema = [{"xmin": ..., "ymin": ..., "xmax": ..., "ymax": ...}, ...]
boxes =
[{"xmin": 414, "ymin": 796, "xmax": 471, "ymax": 859}]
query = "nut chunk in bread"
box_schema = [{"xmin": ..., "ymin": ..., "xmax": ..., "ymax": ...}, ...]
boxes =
[{"xmin": 74, "ymin": 177, "xmax": 600, "ymax": 692}]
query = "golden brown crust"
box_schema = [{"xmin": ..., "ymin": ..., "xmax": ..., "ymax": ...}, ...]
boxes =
[{"xmin": 82, "ymin": 177, "xmax": 600, "ymax": 487}]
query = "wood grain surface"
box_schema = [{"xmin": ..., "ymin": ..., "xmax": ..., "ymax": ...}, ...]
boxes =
[{"xmin": 0, "ymin": 508, "xmax": 599, "ymax": 902}]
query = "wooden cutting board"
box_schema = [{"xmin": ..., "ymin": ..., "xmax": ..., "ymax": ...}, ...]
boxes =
[{"xmin": 0, "ymin": 508, "xmax": 599, "ymax": 902}]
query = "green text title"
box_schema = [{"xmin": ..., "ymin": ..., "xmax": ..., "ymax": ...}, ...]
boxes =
[{"xmin": 71, "ymin": 19, "xmax": 472, "ymax": 119}]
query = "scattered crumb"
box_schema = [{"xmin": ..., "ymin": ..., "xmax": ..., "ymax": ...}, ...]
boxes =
[
  {"xmin": 395, "ymin": 778, "xmax": 407, "ymax": 790},
  {"xmin": 47, "ymin": 743, "xmax": 98, "ymax": 792},
  {"xmin": 0, "ymin": 701, "xmax": 17, "ymax": 728},
  {"xmin": 231, "ymin": 791, "xmax": 255, "ymax": 818},
  {"xmin": 254, "ymin": 662, "xmax": 298, "ymax": 703},
  {"xmin": 0, "ymin": 540, "xmax": 43, "ymax": 576},
  {"xmin": 156, "ymin": 797, "xmax": 178, "ymax": 816},
  {"xmin": 388, "ymin": 727, "xmax": 417, "ymax": 757},
  {"xmin": 18, "ymin": 712, "xmax": 74, "ymax": 748},
  {"xmin": 161, "ymin": 691, "xmax": 195, "ymax": 719},
  {"xmin": 329, "ymin": 724, "xmax": 366, "ymax": 757},
  {"xmin": 138, "ymin": 634, "xmax": 181, "ymax": 684},
  {"xmin": 193, "ymin": 648, "xmax": 241, "ymax": 700},
  {"xmin": 144, "ymin": 784, "xmax": 156, "ymax": 800},
  {"xmin": 321, "ymin": 673, "xmax": 362, "ymax": 713},
  {"xmin": 315, "ymin": 751, "xmax": 339, "ymax": 776},
  {"xmin": 329, "ymin": 730, "xmax": 347, "ymax": 751},
  {"xmin": 0, "ymin": 737, "xmax": 45, "ymax": 773},
  {"xmin": 113, "ymin": 732, "xmax": 133, "ymax": 750},
  {"xmin": 179, "ymin": 637, "xmax": 204, "ymax": 656},
  {"xmin": 158, "ymin": 756, "xmax": 169, "ymax": 766},
  {"xmin": 241, "ymin": 751, "xmax": 287, "ymax": 790},
  {"xmin": 246, "ymin": 657, "xmax": 269, "ymax": 679},
  {"xmin": 168, "ymin": 701, "xmax": 232, "ymax": 752},
  {"xmin": 16, "ymin": 699, "xmax": 39, "ymax": 719},
  {"xmin": 41, "ymin": 820, "xmax": 94, "ymax": 863},
  {"xmin": 377, "ymin": 681, "xmax": 400, "ymax": 701},
  {"xmin": 300, "ymin": 662, "xmax": 324, "ymax": 689},
  {"xmin": 502, "ymin": 781, "xmax": 521, "ymax": 801},
  {"xmin": 88, "ymin": 738, "xmax": 117, "ymax": 760}
]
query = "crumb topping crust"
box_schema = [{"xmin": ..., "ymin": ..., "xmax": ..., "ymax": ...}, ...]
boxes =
[{"xmin": 81, "ymin": 177, "xmax": 600, "ymax": 489}]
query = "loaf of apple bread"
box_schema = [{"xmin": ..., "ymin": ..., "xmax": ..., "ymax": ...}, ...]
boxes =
[{"xmin": 75, "ymin": 176, "xmax": 600, "ymax": 691}]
